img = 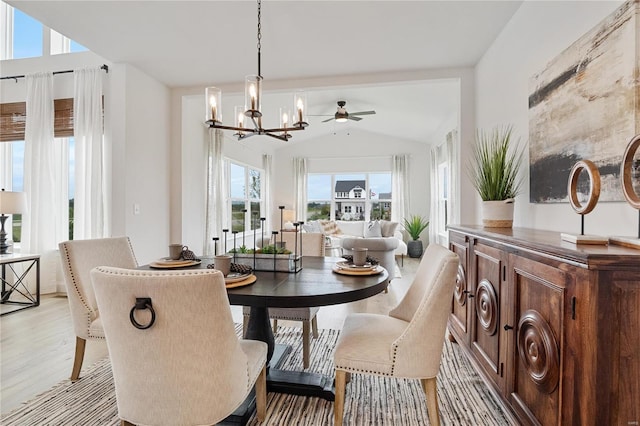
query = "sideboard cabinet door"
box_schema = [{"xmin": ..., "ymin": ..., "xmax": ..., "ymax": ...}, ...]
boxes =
[
  {"xmin": 448, "ymin": 230, "xmax": 471, "ymax": 345},
  {"xmin": 507, "ymin": 254, "xmax": 567, "ymax": 425},
  {"xmin": 470, "ymin": 240, "xmax": 509, "ymax": 393}
]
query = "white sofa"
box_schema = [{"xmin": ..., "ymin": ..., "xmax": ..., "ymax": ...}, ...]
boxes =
[{"xmin": 304, "ymin": 219, "xmax": 407, "ymax": 258}]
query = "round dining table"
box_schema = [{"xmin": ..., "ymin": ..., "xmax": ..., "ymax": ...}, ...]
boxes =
[{"xmin": 226, "ymin": 255, "xmax": 389, "ymax": 401}]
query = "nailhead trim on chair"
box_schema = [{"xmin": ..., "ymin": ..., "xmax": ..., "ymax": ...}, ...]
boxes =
[
  {"xmin": 334, "ymin": 365, "xmax": 393, "ymax": 376},
  {"xmin": 60, "ymin": 243, "xmax": 101, "ymax": 339}
]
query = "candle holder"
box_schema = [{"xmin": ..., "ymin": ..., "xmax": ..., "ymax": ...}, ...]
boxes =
[
  {"xmin": 223, "ymin": 229, "xmax": 229, "ymax": 253},
  {"xmin": 279, "ymin": 206, "xmax": 285, "ymax": 246},
  {"xmin": 212, "ymin": 237, "xmax": 219, "ymax": 256},
  {"xmin": 272, "ymin": 231, "xmax": 279, "ymax": 271},
  {"xmin": 242, "ymin": 209, "xmax": 247, "ymax": 248},
  {"xmin": 232, "ymin": 231, "xmax": 238, "ymax": 262},
  {"xmin": 252, "ymin": 212, "xmax": 259, "ymax": 269}
]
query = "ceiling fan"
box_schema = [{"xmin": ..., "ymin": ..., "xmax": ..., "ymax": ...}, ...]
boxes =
[{"xmin": 319, "ymin": 101, "xmax": 376, "ymax": 123}]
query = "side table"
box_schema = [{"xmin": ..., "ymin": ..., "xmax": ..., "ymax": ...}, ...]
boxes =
[{"xmin": 0, "ymin": 253, "xmax": 40, "ymax": 316}]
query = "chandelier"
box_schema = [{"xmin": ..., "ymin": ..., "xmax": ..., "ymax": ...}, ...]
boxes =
[{"xmin": 205, "ymin": 0, "xmax": 308, "ymax": 142}]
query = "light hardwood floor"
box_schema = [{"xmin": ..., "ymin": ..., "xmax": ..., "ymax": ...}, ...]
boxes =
[{"xmin": 0, "ymin": 256, "xmax": 420, "ymax": 416}]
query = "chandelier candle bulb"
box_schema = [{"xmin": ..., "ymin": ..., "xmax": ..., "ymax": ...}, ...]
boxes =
[{"xmin": 205, "ymin": 87, "xmax": 222, "ymax": 123}]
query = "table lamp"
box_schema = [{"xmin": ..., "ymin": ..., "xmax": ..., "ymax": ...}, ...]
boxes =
[
  {"xmin": 283, "ymin": 209, "xmax": 296, "ymax": 230},
  {"xmin": 0, "ymin": 189, "xmax": 27, "ymax": 255}
]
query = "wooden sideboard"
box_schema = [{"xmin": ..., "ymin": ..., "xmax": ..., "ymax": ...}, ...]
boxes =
[{"xmin": 448, "ymin": 225, "xmax": 639, "ymax": 426}]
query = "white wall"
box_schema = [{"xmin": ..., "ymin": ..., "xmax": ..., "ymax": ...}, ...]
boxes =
[
  {"xmin": 474, "ymin": 1, "xmax": 634, "ymax": 236},
  {"xmin": 108, "ymin": 63, "xmax": 172, "ymax": 265}
]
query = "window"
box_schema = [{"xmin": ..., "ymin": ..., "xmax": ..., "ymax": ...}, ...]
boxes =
[
  {"xmin": 12, "ymin": 8, "xmax": 42, "ymax": 59},
  {"xmin": 228, "ymin": 161, "xmax": 263, "ymax": 236},
  {"xmin": 2, "ymin": 136, "xmax": 73, "ymax": 242},
  {"xmin": 306, "ymin": 172, "xmax": 392, "ymax": 222},
  {"xmin": 1, "ymin": 1, "xmax": 87, "ymax": 60},
  {"xmin": 437, "ymin": 162, "xmax": 449, "ymax": 243}
]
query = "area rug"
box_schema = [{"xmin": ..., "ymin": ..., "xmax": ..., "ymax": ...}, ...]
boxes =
[{"xmin": 2, "ymin": 326, "xmax": 514, "ymax": 426}]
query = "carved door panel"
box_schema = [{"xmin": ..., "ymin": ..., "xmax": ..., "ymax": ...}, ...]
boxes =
[
  {"xmin": 470, "ymin": 241, "xmax": 507, "ymax": 392},
  {"xmin": 449, "ymin": 232, "xmax": 470, "ymax": 344},
  {"xmin": 508, "ymin": 254, "xmax": 565, "ymax": 426}
]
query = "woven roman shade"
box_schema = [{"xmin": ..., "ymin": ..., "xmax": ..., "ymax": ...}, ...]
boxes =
[{"xmin": 0, "ymin": 98, "xmax": 74, "ymax": 142}]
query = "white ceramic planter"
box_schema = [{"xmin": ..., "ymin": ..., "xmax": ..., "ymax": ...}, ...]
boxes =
[{"xmin": 482, "ymin": 199, "xmax": 514, "ymax": 228}]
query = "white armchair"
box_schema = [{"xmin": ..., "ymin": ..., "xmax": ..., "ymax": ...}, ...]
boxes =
[
  {"xmin": 333, "ymin": 243, "xmax": 459, "ymax": 426},
  {"xmin": 58, "ymin": 237, "xmax": 138, "ymax": 381},
  {"xmin": 91, "ymin": 267, "xmax": 267, "ymax": 426}
]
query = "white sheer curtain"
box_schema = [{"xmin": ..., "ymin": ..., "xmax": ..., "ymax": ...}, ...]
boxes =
[
  {"xmin": 446, "ymin": 130, "xmax": 459, "ymax": 227},
  {"xmin": 22, "ymin": 72, "xmax": 65, "ymax": 293},
  {"xmin": 293, "ymin": 157, "xmax": 307, "ymax": 221},
  {"xmin": 391, "ymin": 154, "xmax": 409, "ymax": 224},
  {"xmin": 204, "ymin": 129, "xmax": 226, "ymax": 256},
  {"xmin": 262, "ymin": 154, "xmax": 273, "ymax": 233},
  {"xmin": 0, "ymin": 144, "xmax": 11, "ymax": 188},
  {"xmin": 73, "ymin": 67, "xmax": 106, "ymax": 239},
  {"xmin": 428, "ymin": 145, "xmax": 439, "ymax": 245}
]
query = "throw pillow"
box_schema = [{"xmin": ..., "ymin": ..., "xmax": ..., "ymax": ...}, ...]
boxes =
[
  {"xmin": 364, "ymin": 220, "xmax": 383, "ymax": 238},
  {"xmin": 380, "ymin": 220, "xmax": 399, "ymax": 237},
  {"xmin": 303, "ymin": 220, "xmax": 324, "ymax": 234},
  {"xmin": 319, "ymin": 220, "xmax": 342, "ymax": 235}
]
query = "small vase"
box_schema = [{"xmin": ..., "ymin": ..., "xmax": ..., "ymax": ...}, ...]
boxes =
[
  {"xmin": 482, "ymin": 199, "xmax": 514, "ymax": 228},
  {"xmin": 407, "ymin": 240, "xmax": 423, "ymax": 258}
]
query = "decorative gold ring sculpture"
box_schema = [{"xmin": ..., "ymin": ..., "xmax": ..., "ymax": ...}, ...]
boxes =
[
  {"xmin": 621, "ymin": 134, "xmax": 640, "ymax": 210},
  {"xmin": 568, "ymin": 160, "xmax": 600, "ymax": 215}
]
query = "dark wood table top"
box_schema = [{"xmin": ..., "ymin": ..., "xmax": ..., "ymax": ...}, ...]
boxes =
[
  {"xmin": 139, "ymin": 256, "xmax": 389, "ymax": 308},
  {"xmin": 226, "ymin": 256, "xmax": 389, "ymax": 308}
]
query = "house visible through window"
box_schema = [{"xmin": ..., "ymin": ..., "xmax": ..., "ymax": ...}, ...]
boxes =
[{"xmin": 307, "ymin": 173, "xmax": 392, "ymax": 221}]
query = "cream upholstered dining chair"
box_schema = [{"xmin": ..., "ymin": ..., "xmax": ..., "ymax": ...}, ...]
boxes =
[
  {"xmin": 243, "ymin": 231, "xmax": 325, "ymax": 369},
  {"xmin": 333, "ymin": 243, "xmax": 459, "ymax": 426},
  {"xmin": 91, "ymin": 267, "xmax": 267, "ymax": 426},
  {"xmin": 58, "ymin": 237, "xmax": 138, "ymax": 381}
]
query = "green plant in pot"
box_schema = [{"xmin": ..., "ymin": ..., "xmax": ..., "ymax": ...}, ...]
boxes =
[
  {"xmin": 403, "ymin": 215, "xmax": 429, "ymax": 258},
  {"xmin": 468, "ymin": 125, "xmax": 525, "ymax": 228}
]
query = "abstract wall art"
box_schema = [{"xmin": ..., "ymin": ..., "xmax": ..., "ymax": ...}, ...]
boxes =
[{"xmin": 529, "ymin": 0, "xmax": 640, "ymax": 203}]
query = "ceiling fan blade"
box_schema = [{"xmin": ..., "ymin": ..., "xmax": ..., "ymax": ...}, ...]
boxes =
[
  {"xmin": 321, "ymin": 117, "xmax": 335, "ymax": 123},
  {"xmin": 348, "ymin": 116, "xmax": 363, "ymax": 121},
  {"xmin": 350, "ymin": 110, "xmax": 376, "ymax": 116}
]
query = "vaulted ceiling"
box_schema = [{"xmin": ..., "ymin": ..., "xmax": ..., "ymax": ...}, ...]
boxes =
[{"xmin": 6, "ymin": 1, "xmax": 523, "ymax": 144}]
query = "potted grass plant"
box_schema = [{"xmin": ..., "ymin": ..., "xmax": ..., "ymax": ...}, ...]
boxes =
[
  {"xmin": 403, "ymin": 215, "xmax": 430, "ymax": 258},
  {"xmin": 468, "ymin": 125, "xmax": 525, "ymax": 227}
]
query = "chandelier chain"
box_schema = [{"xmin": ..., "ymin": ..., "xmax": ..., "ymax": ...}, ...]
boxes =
[
  {"xmin": 257, "ymin": 0, "xmax": 262, "ymax": 50},
  {"xmin": 257, "ymin": 0, "xmax": 262, "ymax": 76}
]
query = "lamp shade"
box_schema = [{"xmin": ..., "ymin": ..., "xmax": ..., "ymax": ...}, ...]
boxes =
[
  {"xmin": 0, "ymin": 190, "xmax": 26, "ymax": 215},
  {"xmin": 283, "ymin": 209, "xmax": 295, "ymax": 223}
]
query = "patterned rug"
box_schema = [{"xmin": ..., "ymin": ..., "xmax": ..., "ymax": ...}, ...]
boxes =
[{"xmin": 2, "ymin": 326, "xmax": 514, "ymax": 425}]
